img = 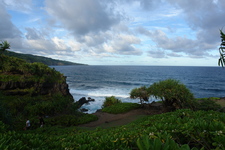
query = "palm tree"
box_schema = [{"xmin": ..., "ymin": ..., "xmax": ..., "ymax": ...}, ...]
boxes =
[
  {"xmin": 218, "ymin": 30, "xmax": 225, "ymax": 67},
  {"xmin": 0, "ymin": 41, "xmax": 10, "ymax": 56}
]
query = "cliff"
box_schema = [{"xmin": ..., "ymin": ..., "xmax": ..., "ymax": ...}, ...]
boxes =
[{"xmin": 0, "ymin": 55, "xmax": 75, "ymax": 120}]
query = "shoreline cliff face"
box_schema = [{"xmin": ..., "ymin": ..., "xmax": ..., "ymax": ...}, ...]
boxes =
[
  {"xmin": 0, "ymin": 79, "xmax": 73, "ymax": 97},
  {"xmin": 0, "ymin": 55, "xmax": 73, "ymax": 97},
  {"xmin": 0, "ymin": 56, "xmax": 75, "ymax": 122}
]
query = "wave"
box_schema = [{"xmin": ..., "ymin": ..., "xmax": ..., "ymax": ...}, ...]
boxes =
[
  {"xmin": 200, "ymin": 88, "xmax": 225, "ymax": 92},
  {"xmin": 69, "ymin": 88, "xmax": 130, "ymax": 99}
]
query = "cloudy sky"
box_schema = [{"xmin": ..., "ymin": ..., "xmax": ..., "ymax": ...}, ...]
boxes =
[{"xmin": 0, "ymin": 0, "xmax": 224, "ymax": 66}]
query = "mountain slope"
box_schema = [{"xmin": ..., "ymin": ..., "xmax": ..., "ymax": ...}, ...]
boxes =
[{"xmin": 5, "ymin": 50, "xmax": 85, "ymax": 66}]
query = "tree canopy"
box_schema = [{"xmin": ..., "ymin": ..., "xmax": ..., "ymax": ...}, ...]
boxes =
[
  {"xmin": 130, "ymin": 86, "xmax": 150, "ymax": 104},
  {"xmin": 148, "ymin": 79, "xmax": 194, "ymax": 109},
  {"xmin": 130, "ymin": 79, "xmax": 195, "ymax": 109}
]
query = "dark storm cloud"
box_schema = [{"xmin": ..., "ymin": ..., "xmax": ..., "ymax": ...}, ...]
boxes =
[{"xmin": 45, "ymin": 0, "xmax": 122, "ymax": 36}]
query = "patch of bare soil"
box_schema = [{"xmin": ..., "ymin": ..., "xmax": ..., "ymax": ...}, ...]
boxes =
[
  {"xmin": 215, "ymin": 97, "xmax": 225, "ymax": 107},
  {"xmin": 79, "ymin": 107, "xmax": 166, "ymax": 128}
]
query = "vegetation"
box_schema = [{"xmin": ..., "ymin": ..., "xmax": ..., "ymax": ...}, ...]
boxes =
[
  {"xmin": 1, "ymin": 109, "xmax": 225, "ymax": 149},
  {"xmin": 0, "ymin": 41, "xmax": 10, "ymax": 57},
  {"xmin": 148, "ymin": 79, "xmax": 195, "ymax": 109},
  {"xmin": 102, "ymin": 103, "xmax": 140, "ymax": 114},
  {"xmin": 130, "ymin": 79, "xmax": 195, "ymax": 110},
  {"xmin": 102, "ymin": 96, "xmax": 122, "ymax": 108},
  {"xmin": 195, "ymin": 97, "xmax": 222, "ymax": 111},
  {"xmin": 0, "ymin": 55, "xmax": 65, "ymax": 83},
  {"xmin": 130, "ymin": 86, "xmax": 149, "ymax": 104},
  {"xmin": 5, "ymin": 50, "xmax": 85, "ymax": 66},
  {"xmin": 0, "ymin": 46, "xmax": 93, "ymax": 130},
  {"xmin": 1, "ymin": 40, "xmax": 225, "ymax": 149},
  {"xmin": 218, "ymin": 29, "xmax": 225, "ymax": 67}
]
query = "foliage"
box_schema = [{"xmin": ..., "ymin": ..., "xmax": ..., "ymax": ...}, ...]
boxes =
[
  {"xmin": 0, "ymin": 101, "xmax": 12, "ymax": 126},
  {"xmin": 218, "ymin": 29, "xmax": 225, "ymax": 67},
  {"xmin": 46, "ymin": 113, "xmax": 98, "ymax": 127},
  {"xmin": 0, "ymin": 92, "xmax": 77, "ymax": 130},
  {"xmin": 5, "ymin": 50, "xmax": 85, "ymax": 66},
  {"xmin": 1, "ymin": 109, "xmax": 225, "ymax": 149},
  {"xmin": 195, "ymin": 98, "xmax": 222, "ymax": 111},
  {"xmin": 102, "ymin": 96, "xmax": 122, "ymax": 108},
  {"xmin": 130, "ymin": 86, "xmax": 150, "ymax": 104},
  {"xmin": 148, "ymin": 79, "xmax": 195, "ymax": 110},
  {"xmin": 102, "ymin": 103, "xmax": 140, "ymax": 114},
  {"xmin": 137, "ymin": 134, "xmax": 198, "ymax": 150},
  {"xmin": 0, "ymin": 41, "xmax": 10, "ymax": 56},
  {"xmin": 0, "ymin": 55, "xmax": 65, "ymax": 83}
]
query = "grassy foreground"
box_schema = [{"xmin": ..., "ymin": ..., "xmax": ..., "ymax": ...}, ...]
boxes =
[{"xmin": 1, "ymin": 108, "xmax": 225, "ymax": 150}]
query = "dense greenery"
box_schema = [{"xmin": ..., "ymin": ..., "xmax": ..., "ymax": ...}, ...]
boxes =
[
  {"xmin": 148, "ymin": 79, "xmax": 195, "ymax": 109},
  {"xmin": 130, "ymin": 86, "xmax": 149, "ymax": 104},
  {"xmin": 195, "ymin": 97, "xmax": 222, "ymax": 111},
  {"xmin": 0, "ymin": 55, "xmax": 65, "ymax": 83},
  {"xmin": 218, "ymin": 30, "xmax": 225, "ymax": 67},
  {"xmin": 102, "ymin": 103, "xmax": 140, "ymax": 114},
  {"xmin": 102, "ymin": 96, "xmax": 122, "ymax": 108},
  {"xmin": 0, "ymin": 53, "xmax": 95, "ymax": 130},
  {"xmin": 1, "ymin": 109, "xmax": 225, "ymax": 149},
  {"xmin": 0, "ymin": 41, "xmax": 10, "ymax": 57},
  {"xmin": 5, "ymin": 50, "xmax": 85, "ymax": 66}
]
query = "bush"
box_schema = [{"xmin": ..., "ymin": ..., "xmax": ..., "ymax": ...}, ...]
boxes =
[
  {"xmin": 195, "ymin": 98, "xmax": 221, "ymax": 111},
  {"xmin": 102, "ymin": 96, "xmax": 122, "ymax": 108},
  {"xmin": 46, "ymin": 113, "xmax": 98, "ymax": 127},
  {"xmin": 130, "ymin": 86, "xmax": 149, "ymax": 104},
  {"xmin": 148, "ymin": 79, "xmax": 195, "ymax": 110}
]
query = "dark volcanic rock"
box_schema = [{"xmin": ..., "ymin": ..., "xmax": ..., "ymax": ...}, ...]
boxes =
[{"xmin": 77, "ymin": 97, "xmax": 95, "ymax": 108}]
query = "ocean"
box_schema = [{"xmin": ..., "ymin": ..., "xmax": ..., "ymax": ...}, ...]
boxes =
[{"xmin": 53, "ymin": 65, "xmax": 225, "ymax": 113}]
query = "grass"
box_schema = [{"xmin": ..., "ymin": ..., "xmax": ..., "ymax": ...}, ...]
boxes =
[{"xmin": 102, "ymin": 103, "xmax": 141, "ymax": 114}]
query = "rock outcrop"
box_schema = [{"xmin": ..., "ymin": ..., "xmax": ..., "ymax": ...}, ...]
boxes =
[{"xmin": 76, "ymin": 97, "xmax": 95, "ymax": 107}]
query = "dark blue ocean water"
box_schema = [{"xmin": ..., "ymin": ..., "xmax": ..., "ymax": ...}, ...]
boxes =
[{"xmin": 53, "ymin": 65, "xmax": 225, "ymax": 113}]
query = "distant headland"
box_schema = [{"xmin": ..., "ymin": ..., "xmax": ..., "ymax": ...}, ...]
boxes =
[{"xmin": 5, "ymin": 50, "xmax": 86, "ymax": 66}]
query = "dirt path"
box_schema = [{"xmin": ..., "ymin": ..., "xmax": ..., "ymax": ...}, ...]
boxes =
[
  {"xmin": 79, "ymin": 98, "xmax": 225, "ymax": 128},
  {"xmin": 79, "ymin": 108, "xmax": 164, "ymax": 128}
]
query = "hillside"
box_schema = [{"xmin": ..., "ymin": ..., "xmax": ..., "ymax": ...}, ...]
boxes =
[
  {"xmin": 5, "ymin": 50, "xmax": 85, "ymax": 66},
  {"xmin": 0, "ymin": 55, "xmax": 96, "ymax": 130}
]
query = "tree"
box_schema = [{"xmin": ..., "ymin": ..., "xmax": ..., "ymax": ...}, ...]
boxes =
[
  {"xmin": 0, "ymin": 41, "xmax": 10, "ymax": 57},
  {"xmin": 218, "ymin": 30, "xmax": 225, "ymax": 67},
  {"xmin": 148, "ymin": 79, "xmax": 194, "ymax": 110},
  {"xmin": 130, "ymin": 86, "xmax": 149, "ymax": 104}
]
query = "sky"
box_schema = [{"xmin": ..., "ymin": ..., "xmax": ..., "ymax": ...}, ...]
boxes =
[{"xmin": 0, "ymin": 0, "xmax": 225, "ymax": 66}]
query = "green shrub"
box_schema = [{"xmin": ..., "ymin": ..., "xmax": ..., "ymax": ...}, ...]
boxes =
[
  {"xmin": 102, "ymin": 103, "xmax": 140, "ymax": 114},
  {"xmin": 102, "ymin": 96, "xmax": 122, "ymax": 108},
  {"xmin": 46, "ymin": 113, "xmax": 98, "ymax": 127},
  {"xmin": 1, "ymin": 109, "xmax": 225, "ymax": 149},
  {"xmin": 130, "ymin": 86, "xmax": 150, "ymax": 104},
  {"xmin": 148, "ymin": 79, "xmax": 195, "ymax": 110},
  {"xmin": 195, "ymin": 98, "xmax": 221, "ymax": 111}
]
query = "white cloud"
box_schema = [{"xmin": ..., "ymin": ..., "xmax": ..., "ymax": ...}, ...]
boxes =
[
  {"xmin": 45, "ymin": 0, "xmax": 121, "ymax": 35},
  {"xmin": 1, "ymin": 0, "xmax": 225, "ymax": 66}
]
